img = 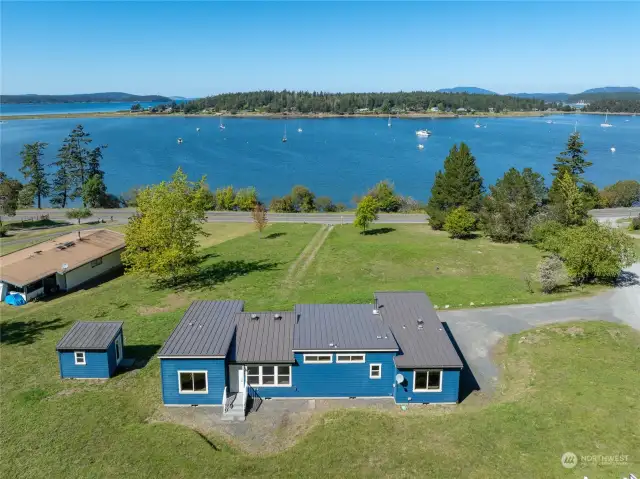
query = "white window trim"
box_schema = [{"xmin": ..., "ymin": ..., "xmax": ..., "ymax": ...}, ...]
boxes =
[
  {"xmin": 115, "ymin": 336, "xmax": 122, "ymax": 363},
  {"xmin": 369, "ymin": 363, "xmax": 382, "ymax": 379},
  {"xmin": 413, "ymin": 369, "xmax": 443, "ymax": 393},
  {"xmin": 303, "ymin": 354, "xmax": 333, "ymax": 364},
  {"xmin": 336, "ymin": 354, "xmax": 366, "ymax": 364},
  {"xmin": 246, "ymin": 365, "xmax": 292, "ymax": 387},
  {"xmin": 74, "ymin": 351, "xmax": 86, "ymax": 365},
  {"xmin": 177, "ymin": 370, "xmax": 209, "ymax": 394}
]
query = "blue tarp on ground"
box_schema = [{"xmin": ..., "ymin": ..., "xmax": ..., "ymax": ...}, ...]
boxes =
[{"xmin": 5, "ymin": 293, "xmax": 27, "ymax": 306}]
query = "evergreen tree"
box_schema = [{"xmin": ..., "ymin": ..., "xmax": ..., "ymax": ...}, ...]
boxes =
[
  {"xmin": 50, "ymin": 142, "xmax": 73, "ymax": 208},
  {"xmin": 19, "ymin": 142, "xmax": 50, "ymax": 209},
  {"xmin": 552, "ymin": 132, "xmax": 591, "ymax": 180},
  {"xmin": 426, "ymin": 143, "xmax": 484, "ymax": 230},
  {"xmin": 551, "ymin": 171, "xmax": 588, "ymax": 226},
  {"xmin": 480, "ymin": 168, "xmax": 542, "ymax": 242},
  {"xmin": 61, "ymin": 125, "xmax": 93, "ymax": 204}
]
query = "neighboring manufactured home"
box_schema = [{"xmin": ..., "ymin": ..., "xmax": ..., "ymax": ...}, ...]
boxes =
[
  {"xmin": 0, "ymin": 229, "xmax": 125, "ymax": 302},
  {"xmin": 158, "ymin": 292, "xmax": 463, "ymax": 419}
]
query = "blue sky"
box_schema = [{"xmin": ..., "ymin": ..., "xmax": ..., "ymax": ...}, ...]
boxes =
[{"xmin": 2, "ymin": 1, "xmax": 639, "ymax": 97}]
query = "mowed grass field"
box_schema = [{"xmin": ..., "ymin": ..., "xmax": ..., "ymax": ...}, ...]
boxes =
[{"xmin": 1, "ymin": 223, "xmax": 637, "ymax": 477}]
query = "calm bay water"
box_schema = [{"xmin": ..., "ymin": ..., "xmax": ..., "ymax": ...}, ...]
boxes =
[{"xmin": 1, "ymin": 114, "xmax": 638, "ymax": 205}]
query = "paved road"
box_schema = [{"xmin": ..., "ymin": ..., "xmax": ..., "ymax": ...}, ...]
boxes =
[
  {"xmin": 13, "ymin": 207, "xmax": 639, "ymax": 226},
  {"xmin": 439, "ymin": 262, "xmax": 640, "ymax": 394}
]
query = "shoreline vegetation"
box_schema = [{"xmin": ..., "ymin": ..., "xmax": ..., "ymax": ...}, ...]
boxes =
[{"xmin": 1, "ymin": 109, "xmax": 636, "ymax": 121}]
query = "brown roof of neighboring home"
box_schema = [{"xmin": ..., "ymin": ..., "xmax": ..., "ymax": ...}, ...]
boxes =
[{"xmin": 0, "ymin": 229, "xmax": 125, "ymax": 287}]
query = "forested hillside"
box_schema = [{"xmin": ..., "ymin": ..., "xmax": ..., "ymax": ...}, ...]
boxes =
[
  {"xmin": 1, "ymin": 92, "xmax": 171, "ymax": 104},
  {"xmin": 179, "ymin": 90, "xmax": 545, "ymax": 114}
]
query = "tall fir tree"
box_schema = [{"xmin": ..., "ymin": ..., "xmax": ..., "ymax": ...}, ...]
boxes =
[
  {"xmin": 63, "ymin": 125, "xmax": 93, "ymax": 204},
  {"xmin": 19, "ymin": 141, "xmax": 50, "ymax": 209},
  {"xmin": 50, "ymin": 142, "xmax": 74, "ymax": 208},
  {"xmin": 426, "ymin": 142, "xmax": 484, "ymax": 230},
  {"xmin": 552, "ymin": 132, "xmax": 591, "ymax": 179}
]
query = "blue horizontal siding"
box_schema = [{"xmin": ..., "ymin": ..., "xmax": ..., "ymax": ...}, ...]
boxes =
[
  {"xmin": 58, "ymin": 350, "xmax": 111, "ymax": 378},
  {"xmin": 394, "ymin": 369, "xmax": 460, "ymax": 404},
  {"xmin": 248, "ymin": 352, "xmax": 396, "ymax": 398},
  {"xmin": 160, "ymin": 358, "xmax": 226, "ymax": 405}
]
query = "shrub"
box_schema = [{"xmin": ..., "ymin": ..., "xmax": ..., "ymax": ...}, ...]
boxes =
[
  {"xmin": 367, "ymin": 180, "xmax": 401, "ymax": 212},
  {"xmin": 234, "ymin": 187, "xmax": 258, "ymax": 211},
  {"xmin": 215, "ymin": 186, "xmax": 235, "ymax": 210},
  {"xmin": 0, "ymin": 224, "xmax": 8, "ymax": 237},
  {"xmin": 629, "ymin": 214, "xmax": 640, "ymax": 231},
  {"xmin": 444, "ymin": 207, "xmax": 476, "ymax": 239},
  {"xmin": 428, "ymin": 209, "xmax": 447, "ymax": 230},
  {"xmin": 269, "ymin": 195, "xmax": 295, "ymax": 213},
  {"xmin": 316, "ymin": 196, "xmax": 336, "ymax": 212},
  {"xmin": 530, "ymin": 219, "xmax": 565, "ymax": 253},
  {"xmin": 537, "ymin": 256, "xmax": 567, "ymax": 293}
]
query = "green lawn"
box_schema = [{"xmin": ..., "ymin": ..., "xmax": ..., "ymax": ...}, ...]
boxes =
[{"xmin": 1, "ymin": 223, "xmax": 635, "ymax": 478}]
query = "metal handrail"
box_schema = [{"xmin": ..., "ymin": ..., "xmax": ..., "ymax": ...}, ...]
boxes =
[{"xmin": 222, "ymin": 386, "xmax": 228, "ymax": 413}]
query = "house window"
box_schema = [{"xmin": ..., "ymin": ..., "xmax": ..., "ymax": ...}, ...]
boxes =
[
  {"xmin": 178, "ymin": 371, "xmax": 208, "ymax": 394},
  {"xmin": 303, "ymin": 354, "xmax": 332, "ymax": 364},
  {"xmin": 91, "ymin": 257, "xmax": 103, "ymax": 268},
  {"xmin": 246, "ymin": 365, "xmax": 291, "ymax": 387},
  {"xmin": 369, "ymin": 363, "xmax": 381, "ymax": 379},
  {"xmin": 74, "ymin": 351, "xmax": 86, "ymax": 365},
  {"xmin": 413, "ymin": 370, "xmax": 442, "ymax": 392},
  {"xmin": 336, "ymin": 354, "xmax": 365, "ymax": 363}
]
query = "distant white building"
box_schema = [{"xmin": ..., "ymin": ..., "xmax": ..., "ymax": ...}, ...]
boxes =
[{"xmin": 431, "ymin": 107, "xmax": 439, "ymax": 112}]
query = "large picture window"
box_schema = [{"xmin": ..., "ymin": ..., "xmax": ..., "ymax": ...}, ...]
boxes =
[
  {"xmin": 178, "ymin": 371, "xmax": 208, "ymax": 394},
  {"xmin": 413, "ymin": 370, "xmax": 442, "ymax": 392},
  {"xmin": 246, "ymin": 365, "xmax": 291, "ymax": 387}
]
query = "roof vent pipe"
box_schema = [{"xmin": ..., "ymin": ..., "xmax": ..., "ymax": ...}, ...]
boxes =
[
  {"xmin": 251, "ymin": 314, "xmax": 259, "ymax": 320},
  {"xmin": 417, "ymin": 318, "xmax": 424, "ymax": 330},
  {"xmin": 274, "ymin": 314, "xmax": 282, "ymax": 320},
  {"xmin": 373, "ymin": 297, "xmax": 379, "ymax": 315}
]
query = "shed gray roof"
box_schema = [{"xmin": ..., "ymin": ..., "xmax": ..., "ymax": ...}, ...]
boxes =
[
  {"xmin": 235, "ymin": 312, "xmax": 295, "ymax": 363},
  {"xmin": 294, "ymin": 304, "xmax": 398, "ymax": 351},
  {"xmin": 157, "ymin": 301, "xmax": 244, "ymax": 357},
  {"xmin": 374, "ymin": 292, "xmax": 462, "ymax": 369},
  {"xmin": 56, "ymin": 321, "xmax": 123, "ymax": 351}
]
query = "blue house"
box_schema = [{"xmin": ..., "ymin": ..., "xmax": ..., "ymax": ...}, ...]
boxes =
[
  {"xmin": 158, "ymin": 292, "xmax": 463, "ymax": 419},
  {"xmin": 56, "ymin": 321, "xmax": 124, "ymax": 379}
]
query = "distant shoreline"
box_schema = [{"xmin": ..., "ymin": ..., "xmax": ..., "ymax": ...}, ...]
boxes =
[{"xmin": 1, "ymin": 110, "xmax": 635, "ymax": 121}]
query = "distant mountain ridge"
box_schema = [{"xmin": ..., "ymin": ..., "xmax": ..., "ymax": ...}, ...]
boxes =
[
  {"xmin": 437, "ymin": 86, "xmax": 639, "ymax": 103},
  {"xmin": 436, "ymin": 87, "xmax": 498, "ymax": 95},
  {"xmin": 1, "ymin": 92, "xmax": 171, "ymax": 104}
]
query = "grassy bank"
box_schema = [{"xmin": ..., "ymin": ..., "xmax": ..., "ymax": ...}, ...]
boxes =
[{"xmin": 1, "ymin": 223, "xmax": 635, "ymax": 477}]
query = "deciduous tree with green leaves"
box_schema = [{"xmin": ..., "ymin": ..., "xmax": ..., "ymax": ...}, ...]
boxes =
[
  {"xmin": 65, "ymin": 207, "xmax": 92, "ymax": 225},
  {"xmin": 19, "ymin": 142, "xmax": 50, "ymax": 209},
  {"xmin": 367, "ymin": 180, "xmax": 401, "ymax": 212},
  {"xmin": 551, "ymin": 171, "xmax": 588, "ymax": 226},
  {"xmin": 426, "ymin": 143, "xmax": 484, "ymax": 230},
  {"xmin": 122, "ymin": 168, "xmax": 209, "ymax": 284},
  {"xmin": 251, "ymin": 203, "xmax": 269, "ymax": 236},
  {"xmin": 0, "ymin": 172, "xmax": 23, "ymax": 225},
  {"xmin": 234, "ymin": 187, "xmax": 258, "ymax": 211},
  {"xmin": 444, "ymin": 206, "xmax": 476, "ymax": 239},
  {"xmin": 354, "ymin": 195, "xmax": 378, "ymax": 233},
  {"xmin": 291, "ymin": 185, "xmax": 316, "ymax": 212},
  {"xmin": 215, "ymin": 186, "xmax": 236, "ymax": 210}
]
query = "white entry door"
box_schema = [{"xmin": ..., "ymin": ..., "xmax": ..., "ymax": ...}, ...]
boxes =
[{"xmin": 229, "ymin": 365, "xmax": 246, "ymax": 394}]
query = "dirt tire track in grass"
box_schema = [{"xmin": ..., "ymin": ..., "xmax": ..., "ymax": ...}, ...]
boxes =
[{"xmin": 284, "ymin": 225, "xmax": 333, "ymax": 286}]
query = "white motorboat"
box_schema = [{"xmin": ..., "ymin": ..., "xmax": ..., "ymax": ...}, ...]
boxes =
[
  {"xmin": 610, "ymin": 146, "xmax": 616, "ymax": 153},
  {"xmin": 415, "ymin": 129, "xmax": 431, "ymax": 137},
  {"xmin": 474, "ymin": 119, "xmax": 481, "ymax": 128},
  {"xmin": 546, "ymin": 120, "xmax": 553, "ymax": 124},
  {"xmin": 219, "ymin": 116, "xmax": 226, "ymax": 130},
  {"xmin": 388, "ymin": 115, "xmax": 392, "ymax": 127},
  {"xmin": 417, "ymin": 144, "xmax": 424, "ymax": 150},
  {"xmin": 196, "ymin": 127, "xmax": 200, "ymax": 132},
  {"xmin": 297, "ymin": 127, "xmax": 303, "ymax": 133},
  {"xmin": 177, "ymin": 138, "xmax": 183, "ymax": 144},
  {"xmin": 282, "ymin": 124, "xmax": 287, "ymax": 143},
  {"xmin": 600, "ymin": 111, "xmax": 613, "ymax": 128}
]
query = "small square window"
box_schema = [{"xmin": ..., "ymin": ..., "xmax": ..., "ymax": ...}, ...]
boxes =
[
  {"xmin": 74, "ymin": 351, "xmax": 86, "ymax": 365},
  {"xmin": 369, "ymin": 363, "xmax": 381, "ymax": 379}
]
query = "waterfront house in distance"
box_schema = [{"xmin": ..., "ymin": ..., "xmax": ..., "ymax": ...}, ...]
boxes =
[
  {"xmin": 158, "ymin": 292, "xmax": 463, "ymax": 420},
  {"xmin": 57, "ymin": 321, "xmax": 124, "ymax": 378},
  {"xmin": 0, "ymin": 229, "xmax": 125, "ymax": 303}
]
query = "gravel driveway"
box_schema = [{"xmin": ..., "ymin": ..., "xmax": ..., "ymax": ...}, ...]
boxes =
[{"xmin": 440, "ymin": 262, "xmax": 640, "ymax": 394}]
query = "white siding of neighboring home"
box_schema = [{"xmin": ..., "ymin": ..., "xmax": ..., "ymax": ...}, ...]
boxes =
[{"xmin": 62, "ymin": 249, "xmax": 123, "ymax": 291}]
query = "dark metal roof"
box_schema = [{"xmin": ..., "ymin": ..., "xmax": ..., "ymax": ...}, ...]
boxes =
[
  {"xmin": 157, "ymin": 301, "xmax": 244, "ymax": 357},
  {"xmin": 294, "ymin": 304, "xmax": 398, "ymax": 351},
  {"xmin": 235, "ymin": 312, "xmax": 295, "ymax": 363},
  {"xmin": 374, "ymin": 292, "xmax": 463, "ymax": 369},
  {"xmin": 56, "ymin": 321, "xmax": 123, "ymax": 351}
]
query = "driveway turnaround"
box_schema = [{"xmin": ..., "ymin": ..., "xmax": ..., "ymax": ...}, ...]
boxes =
[{"xmin": 439, "ymin": 262, "xmax": 640, "ymax": 394}]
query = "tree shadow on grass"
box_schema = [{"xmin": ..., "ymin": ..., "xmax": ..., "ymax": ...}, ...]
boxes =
[
  {"xmin": 362, "ymin": 227, "xmax": 396, "ymax": 236},
  {"xmin": 152, "ymin": 259, "xmax": 280, "ymax": 292},
  {"xmin": 263, "ymin": 232, "xmax": 287, "ymax": 240},
  {"xmin": 615, "ymin": 270, "xmax": 639, "ymax": 288},
  {"xmin": 0, "ymin": 317, "xmax": 70, "ymax": 345},
  {"xmin": 442, "ymin": 322, "xmax": 480, "ymax": 403}
]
